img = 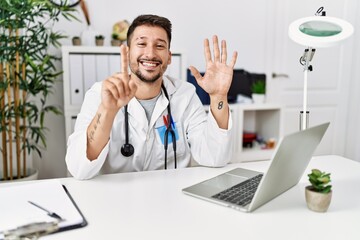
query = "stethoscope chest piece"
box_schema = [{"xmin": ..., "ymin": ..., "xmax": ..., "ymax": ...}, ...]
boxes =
[{"xmin": 121, "ymin": 143, "xmax": 134, "ymax": 157}]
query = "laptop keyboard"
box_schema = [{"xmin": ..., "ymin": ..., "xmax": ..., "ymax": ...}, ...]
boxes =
[{"xmin": 211, "ymin": 174, "xmax": 263, "ymax": 207}]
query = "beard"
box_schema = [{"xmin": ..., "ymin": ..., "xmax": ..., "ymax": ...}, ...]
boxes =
[
  {"xmin": 132, "ymin": 69, "xmax": 161, "ymax": 83},
  {"xmin": 130, "ymin": 57, "xmax": 167, "ymax": 83}
]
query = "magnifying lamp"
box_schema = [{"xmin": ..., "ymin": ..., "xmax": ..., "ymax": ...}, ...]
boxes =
[{"xmin": 288, "ymin": 7, "xmax": 354, "ymax": 130}]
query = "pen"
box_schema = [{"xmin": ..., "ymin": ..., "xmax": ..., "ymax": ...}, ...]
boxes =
[
  {"xmin": 170, "ymin": 115, "xmax": 175, "ymax": 129},
  {"xmin": 163, "ymin": 115, "xmax": 169, "ymax": 127},
  {"xmin": 28, "ymin": 201, "xmax": 63, "ymax": 221}
]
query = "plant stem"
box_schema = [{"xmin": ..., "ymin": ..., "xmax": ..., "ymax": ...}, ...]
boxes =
[
  {"xmin": 22, "ymin": 62, "xmax": 27, "ymax": 177},
  {"xmin": 15, "ymin": 26, "xmax": 21, "ymax": 179},
  {"xmin": 0, "ymin": 61, "xmax": 8, "ymax": 180},
  {"xmin": 6, "ymin": 61, "xmax": 13, "ymax": 180}
]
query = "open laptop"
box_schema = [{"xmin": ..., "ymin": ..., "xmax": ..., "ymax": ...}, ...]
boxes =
[{"xmin": 182, "ymin": 122, "xmax": 329, "ymax": 212}]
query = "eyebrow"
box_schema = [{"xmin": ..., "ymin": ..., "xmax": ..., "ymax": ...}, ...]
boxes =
[{"xmin": 135, "ymin": 36, "xmax": 168, "ymax": 45}]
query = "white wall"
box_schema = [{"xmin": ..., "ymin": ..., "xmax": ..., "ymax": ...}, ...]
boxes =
[
  {"xmin": 36, "ymin": 0, "xmax": 360, "ymax": 179},
  {"xmin": 344, "ymin": 1, "xmax": 360, "ymax": 161}
]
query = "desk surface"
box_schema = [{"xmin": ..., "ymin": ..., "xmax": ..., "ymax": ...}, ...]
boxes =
[{"xmin": 8, "ymin": 155, "xmax": 360, "ymax": 239}]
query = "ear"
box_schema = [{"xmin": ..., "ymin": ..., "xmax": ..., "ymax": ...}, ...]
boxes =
[{"xmin": 167, "ymin": 51, "xmax": 172, "ymax": 65}]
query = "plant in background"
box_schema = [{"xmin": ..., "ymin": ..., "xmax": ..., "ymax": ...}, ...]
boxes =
[
  {"xmin": 0, "ymin": 0, "xmax": 76, "ymax": 180},
  {"xmin": 307, "ymin": 169, "xmax": 332, "ymax": 193},
  {"xmin": 110, "ymin": 33, "xmax": 121, "ymax": 46},
  {"xmin": 95, "ymin": 35, "xmax": 105, "ymax": 46},
  {"xmin": 111, "ymin": 33, "xmax": 119, "ymax": 40},
  {"xmin": 72, "ymin": 36, "xmax": 81, "ymax": 46},
  {"xmin": 251, "ymin": 80, "xmax": 266, "ymax": 94},
  {"xmin": 95, "ymin": 35, "xmax": 104, "ymax": 40}
]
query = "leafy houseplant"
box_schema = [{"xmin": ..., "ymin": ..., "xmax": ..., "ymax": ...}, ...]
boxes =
[
  {"xmin": 251, "ymin": 80, "xmax": 266, "ymax": 103},
  {"xmin": 305, "ymin": 169, "xmax": 332, "ymax": 212},
  {"xmin": 111, "ymin": 33, "xmax": 119, "ymax": 40},
  {"xmin": 0, "ymin": 0, "xmax": 75, "ymax": 180},
  {"xmin": 251, "ymin": 80, "xmax": 266, "ymax": 94},
  {"xmin": 72, "ymin": 36, "xmax": 81, "ymax": 46},
  {"xmin": 95, "ymin": 35, "xmax": 104, "ymax": 46},
  {"xmin": 111, "ymin": 33, "xmax": 121, "ymax": 46}
]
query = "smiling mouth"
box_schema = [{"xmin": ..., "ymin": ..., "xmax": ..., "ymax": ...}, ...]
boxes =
[{"xmin": 139, "ymin": 59, "xmax": 162, "ymax": 69}]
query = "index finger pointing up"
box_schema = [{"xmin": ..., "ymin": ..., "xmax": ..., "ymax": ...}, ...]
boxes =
[{"xmin": 120, "ymin": 44, "xmax": 129, "ymax": 75}]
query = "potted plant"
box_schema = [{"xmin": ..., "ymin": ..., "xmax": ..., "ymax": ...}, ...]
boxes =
[
  {"xmin": 110, "ymin": 33, "xmax": 122, "ymax": 46},
  {"xmin": 95, "ymin": 35, "xmax": 105, "ymax": 46},
  {"xmin": 72, "ymin": 36, "xmax": 82, "ymax": 46},
  {"xmin": 0, "ymin": 0, "xmax": 75, "ymax": 181},
  {"xmin": 251, "ymin": 80, "xmax": 266, "ymax": 103},
  {"xmin": 305, "ymin": 169, "xmax": 332, "ymax": 212}
]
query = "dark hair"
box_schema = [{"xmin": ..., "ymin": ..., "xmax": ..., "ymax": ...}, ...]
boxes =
[{"xmin": 127, "ymin": 14, "xmax": 172, "ymax": 48}]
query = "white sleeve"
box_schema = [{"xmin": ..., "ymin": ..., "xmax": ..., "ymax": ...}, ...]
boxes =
[
  {"xmin": 186, "ymin": 94, "xmax": 233, "ymax": 167},
  {"xmin": 65, "ymin": 82, "xmax": 109, "ymax": 180}
]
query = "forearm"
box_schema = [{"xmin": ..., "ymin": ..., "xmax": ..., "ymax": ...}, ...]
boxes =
[
  {"xmin": 86, "ymin": 104, "xmax": 118, "ymax": 160},
  {"xmin": 209, "ymin": 95, "xmax": 229, "ymax": 129}
]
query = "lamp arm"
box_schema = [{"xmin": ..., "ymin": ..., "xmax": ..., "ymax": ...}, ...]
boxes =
[{"xmin": 300, "ymin": 47, "xmax": 315, "ymax": 130}]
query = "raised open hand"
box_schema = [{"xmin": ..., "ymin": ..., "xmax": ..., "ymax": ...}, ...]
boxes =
[
  {"xmin": 101, "ymin": 44, "xmax": 138, "ymax": 111},
  {"xmin": 189, "ymin": 35, "xmax": 237, "ymax": 98}
]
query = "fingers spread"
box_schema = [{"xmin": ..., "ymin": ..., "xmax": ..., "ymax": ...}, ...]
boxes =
[
  {"xmin": 229, "ymin": 51, "xmax": 238, "ymax": 68},
  {"xmin": 189, "ymin": 66, "xmax": 203, "ymax": 82},
  {"xmin": 204, "ymin": 38, "xmax": 212, "ymax": 63},
  {"xmin": 221, "ymin": 40, "xmax": 227, "ymax": 64},
  {"xmin": 212, "ymin": 35, "xmax": 220, "ymax": 62}
]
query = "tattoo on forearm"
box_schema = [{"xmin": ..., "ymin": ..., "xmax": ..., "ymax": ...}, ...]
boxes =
[
  {"xmin": 218, "ymin": 101, "xmax": 223, "ymax": 110},
  {"xmin": 88, "ymin": 113, "xmax": 101, "ymax": 143}
]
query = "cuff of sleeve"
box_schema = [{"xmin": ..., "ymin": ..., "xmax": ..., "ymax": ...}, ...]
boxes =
[
  {"xmin": 207, "ymin": 106, "xmax": 233, "ymax": 132},
  {"xmin": 66, "ymin": 130, "xmax": 110, "ymax": 180}
]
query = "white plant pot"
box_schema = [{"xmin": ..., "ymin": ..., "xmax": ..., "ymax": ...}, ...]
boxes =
[
  {"xmin": 0, "ymin": 140, "xmax": 35, "ymax": 182},
  {"xmin": 0, "ymin": 168, "xmax": 38, "ymax": 182},
  {"xmin": 305, "ymin": 186, "xmax": 332, "ymax": 212},
  {"xmin": 252, "ymin": 93, "xmax": 266, "ymax": 104}
]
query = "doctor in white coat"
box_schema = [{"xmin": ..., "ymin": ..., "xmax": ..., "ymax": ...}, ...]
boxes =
[{"xmin": 66, "ymin": 14, "xmax": 238, "ymax": 180}]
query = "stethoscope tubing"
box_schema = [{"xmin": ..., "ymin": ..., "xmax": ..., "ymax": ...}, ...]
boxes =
[{"xmin": 121, "ymin": 83, "xmax": 177, "ymax": 169}]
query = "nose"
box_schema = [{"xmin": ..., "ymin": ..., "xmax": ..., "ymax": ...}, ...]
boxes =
[{"xmin": 143, "ymin": 45, "xmax": 157, "ymax": 59}]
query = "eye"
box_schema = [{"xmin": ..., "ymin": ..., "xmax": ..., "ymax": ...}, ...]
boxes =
[
  {"xmin": 156, "ymin": 44, "xmax": 165, "ymax": 49},
  {"xmin": 137, "ymin": 42, "xmax": 146, "ymax": 47}
]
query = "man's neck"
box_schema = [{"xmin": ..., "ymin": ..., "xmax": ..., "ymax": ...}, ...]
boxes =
[{"xmin": 132, "ymin": 75, "xmax": 163, "ymax": 100}]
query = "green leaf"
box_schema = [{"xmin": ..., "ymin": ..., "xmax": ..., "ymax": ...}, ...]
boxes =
[
  {"xmin": 317, "ymin": 176, "xmax": 330, "ymax": 184},
  {"xmin": 311, "ymin": 169, "xmax": 322, "ymax": 177},
  {"xmin": 322, "ymin": 185, "xmax": 332, "ymax": 193}
]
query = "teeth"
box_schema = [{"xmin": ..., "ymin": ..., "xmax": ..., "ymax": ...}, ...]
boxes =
[
  {"xmin": 142, "ymin": 62, "xmax": 157, "ymax": 67},
  {"xmin": 143, "ymin": 62, "xmax": 156, "ymax": 67}
]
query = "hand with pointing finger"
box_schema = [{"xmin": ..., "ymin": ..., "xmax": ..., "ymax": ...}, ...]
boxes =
[{"xmin": 101, "ymin": 44, "xmax": 138, "ymax": 112}]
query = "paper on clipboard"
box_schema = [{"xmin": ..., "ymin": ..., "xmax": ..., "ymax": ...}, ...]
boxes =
[{"xmin": 0, "ymin": 179, "xmax": 86, "ymax": 233}]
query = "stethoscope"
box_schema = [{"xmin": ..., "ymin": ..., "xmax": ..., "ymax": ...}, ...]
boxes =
[{"xmin": 121, "ymin": 84, "xmax": 177, "ymax": 169}]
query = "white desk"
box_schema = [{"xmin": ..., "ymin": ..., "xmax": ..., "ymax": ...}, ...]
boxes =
[{"xmin": 11, "ymin": 155, "xmax": 360, "ymax": 239}]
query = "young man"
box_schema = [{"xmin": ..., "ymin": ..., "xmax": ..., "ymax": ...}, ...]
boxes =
[{"xmin": 66, "ymin": 14, "xmax": 238, "ymax": 179}]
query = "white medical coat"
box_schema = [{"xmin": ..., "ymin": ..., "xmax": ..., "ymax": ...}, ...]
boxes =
[{"xmin": 66, "ymin": 76, "xmax": 233, "ymax": 179}]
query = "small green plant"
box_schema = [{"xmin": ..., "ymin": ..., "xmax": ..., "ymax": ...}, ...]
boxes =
[
  {"xmin": 111, "ymin": 33, "xmax": 119, "ymax": 40},
  {"xmin": 95, "ymin": 35, "xmax": 104, "ymax": 40},
  {"xmin": 251, "ymin": 80, "xmax": 266, "ymax": 94},
  {"xmin": 308, "ymin": 169, "xmax": 332, "ymax": 193},
  {"xmin": 72, "ymin": 36, "xmax": 80, "ymax": 40}
]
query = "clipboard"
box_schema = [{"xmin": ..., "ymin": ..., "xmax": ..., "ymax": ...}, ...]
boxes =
[
  {"xmin": 0, "ymin": 180, "xmax": 87, "ymax": 239},
  {"xmin": 57, "ymin": 185, "xmax": 88, "ymax": 233}
]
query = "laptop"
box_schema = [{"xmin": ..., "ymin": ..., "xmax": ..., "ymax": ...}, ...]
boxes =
[{"xmin": 182, "ymin": 122, "xmax": 329, "ymax": 212}]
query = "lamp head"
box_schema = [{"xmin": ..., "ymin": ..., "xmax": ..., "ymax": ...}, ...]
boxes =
[{"xmin": 289, "ymin": 16, "xmax": 354, "ymax": 48}]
